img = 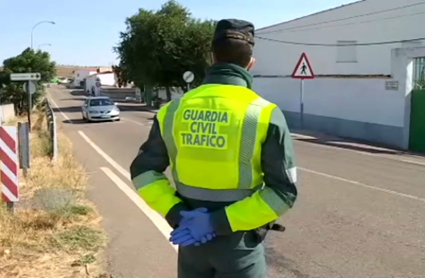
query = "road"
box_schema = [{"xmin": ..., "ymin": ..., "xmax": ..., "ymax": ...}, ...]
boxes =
[{"xmin": 48, "ymin": 86, "xmax": 425, "ymax": 278}]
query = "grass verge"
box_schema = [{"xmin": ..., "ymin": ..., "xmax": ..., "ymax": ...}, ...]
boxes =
[{"xmin": 0, "ymin": 110, "xmax": 108, "ymax": 278}]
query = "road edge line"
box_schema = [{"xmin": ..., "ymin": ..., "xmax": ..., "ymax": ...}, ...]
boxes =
[
  {"xmin": 100, "ymin": 166, "xmax": 177, "ymax": 251},
  {"xmin": 299, "ymin": 167, "xmax": 425, "ymax": 203},
  {"xmin": 78, "ymin": 130, "xmax": 176, "ymax": 251}
]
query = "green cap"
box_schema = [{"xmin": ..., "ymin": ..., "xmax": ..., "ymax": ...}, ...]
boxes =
[{"xmin": 212, "ymin": 19, "xmax": 255, "ymax": 46}]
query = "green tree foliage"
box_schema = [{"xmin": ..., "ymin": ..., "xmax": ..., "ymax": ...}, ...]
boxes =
[
  {"xmin": 115, "ymin": 0, "xmax": 216, "ymax": 102},
  {"xmin": 111, "ymin": 64, "xmax": 130, "ymax": 88},
  {"xmin": 0, "ymin": 48, "xmax": 56, "ymax": 114}
]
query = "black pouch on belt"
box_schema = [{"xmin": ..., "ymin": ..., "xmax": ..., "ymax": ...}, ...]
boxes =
[{"xmin": 254, "ymin": 221, "xmax": 286, "ymax": 243}]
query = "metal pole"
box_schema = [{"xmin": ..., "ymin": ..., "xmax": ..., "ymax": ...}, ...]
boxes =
[
  {"xmin": 31, "ymin": 21, "xmax": 55, "ymax": 49},
  {"xmin": 27, "ymin": 82, "xmax": 32, "ymax": 131},
  {"xmin": 300, "ymin": 79, "xmax": 304, "ymax": 129},
  {"xmin": 187, "ymin": 83, "xmax": 190, "ymax": 92},
  {"xmin": 6, "ymin": 202, "xmax": 14, "ymax": 213}
]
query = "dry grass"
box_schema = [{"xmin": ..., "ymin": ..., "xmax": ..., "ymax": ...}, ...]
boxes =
[{"xmin": 0, "ymin": 112, "xmax": 108, "ymax": 278}]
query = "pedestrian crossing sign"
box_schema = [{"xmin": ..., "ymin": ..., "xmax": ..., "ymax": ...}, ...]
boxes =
[{"xmin": 291, "ymin": 53, "xmax": 315, "ymax": 79}]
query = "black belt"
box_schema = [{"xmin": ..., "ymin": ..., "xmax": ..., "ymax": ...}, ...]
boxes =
[{"xmin": 255, "ymin": 221, "xmax": 286, "ymax": 242}]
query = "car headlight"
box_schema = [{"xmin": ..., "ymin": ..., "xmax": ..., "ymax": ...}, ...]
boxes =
[
  {"xmin": 89, "ymin": 110, "xmax": 97, "ymax": 113},
  {"xmin": 112, "ymin": 107, "xmax": 120, "ymax": 112}
]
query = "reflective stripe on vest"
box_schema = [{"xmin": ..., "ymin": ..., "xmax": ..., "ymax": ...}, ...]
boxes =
[{"xmin": 175, "ymin": 181, "xmax": 263, "ymax": 202}]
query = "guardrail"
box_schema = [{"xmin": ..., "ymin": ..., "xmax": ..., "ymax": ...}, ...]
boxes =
[{"xmin": 43, "ymin": 98, "xmax": 58, "ymax": 160}]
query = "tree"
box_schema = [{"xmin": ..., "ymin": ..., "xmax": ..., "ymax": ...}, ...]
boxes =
[
  {"xmin": 0, "ymin": 48, "xmax": 56, "ymax": 114},
  {"xmin": 112, "ymin": 64, "xmax": 130, "ymax": 88},
  {"xmin": 115, "ymin": 0, "xmax": 216, "ymax": 104}
]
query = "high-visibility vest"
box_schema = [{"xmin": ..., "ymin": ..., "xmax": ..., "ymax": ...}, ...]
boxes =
[{"xmin": 154, "ymin": 84, "xmax": 282, "ymax": 231}]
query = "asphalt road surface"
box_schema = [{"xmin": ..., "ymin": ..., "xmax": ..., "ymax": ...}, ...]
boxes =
[{"xmin": 47, "ymin": 86, "xmax": 425, "ymax": 278}]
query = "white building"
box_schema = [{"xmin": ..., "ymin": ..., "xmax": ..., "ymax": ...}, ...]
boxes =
[
  {"xmin": 85, "ymin": 71, "xmax": 117, "ymax": 95},
  {"xmin": 252, "ymin": 0, "xmax": 425, "ymax": 149},
  {"xmin": 72, "ymin": 68, "xmax": 98, "ymax": 88},
  {"xmin": 253, "ymin": 0, "xmax": 425, "ymax": 76}
]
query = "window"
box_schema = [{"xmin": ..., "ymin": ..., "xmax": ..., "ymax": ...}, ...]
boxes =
[
  {"xmin": 336, "ymin": 40, "xmax": 358, "ymax": 63},
  {"xmin": 89, "ymin": 98, "xmax": 114, "ymax": 107}
]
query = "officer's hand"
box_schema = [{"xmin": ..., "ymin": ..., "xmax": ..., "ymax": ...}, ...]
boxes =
[
  {"xmin": 169, "ymin": 226, "xmax": 198, "ymax": 246},
  {"xmin": 178, "ymin": 207, "xmax": 208, "ymax": 227},
  {"xmin": 169, "ymin": 226, "xmax": 216, "ymax": 247},
  {"xmin": 169, "ymin": 208, "xmax": 216, "ymax": 247}
]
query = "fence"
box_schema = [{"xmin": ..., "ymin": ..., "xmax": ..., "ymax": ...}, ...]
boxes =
[{"xmin": 43, "ymin": 98, "xmax": 58, "ymax": 160}]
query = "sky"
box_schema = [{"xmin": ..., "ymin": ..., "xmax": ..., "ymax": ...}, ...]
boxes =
[{"xmin": 0, "ymin": 0, "xmax": 355, "ymax": 66}]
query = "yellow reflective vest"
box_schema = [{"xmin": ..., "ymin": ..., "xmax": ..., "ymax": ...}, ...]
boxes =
[{"xmin": 135, "ymin": 84, "xmax": 293, "ymax": 232}]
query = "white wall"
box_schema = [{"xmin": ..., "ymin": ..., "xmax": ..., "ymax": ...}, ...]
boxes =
[
  {"xmin": 253, "ymin": 77, "xmax": 405, "ymax": 127},
  {"xmin": 97, "ymin": 73, "xmax": 116, "ymax": 87},
  {"xmin": 253, "ymin": 0, "xmax": 425, "ymax": 76},
  {"xmin": 85, "ymin": 73, "xmax": 116, "ymax": 95},
  {"xmin": 74, "ymin": 70, "xmax": 96, "ymax": 87},
  {"xmin": 252, "ymin": 46, "xmax": 425, "ymax": 148},
  {"xmin": 0, "ymin": 104, "xmax": 15, "ymax": 123}
]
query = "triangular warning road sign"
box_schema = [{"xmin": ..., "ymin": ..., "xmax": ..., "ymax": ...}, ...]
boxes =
[{"xmin": 292, "ymin": 53, "xmax": 315, "ymax": 79}]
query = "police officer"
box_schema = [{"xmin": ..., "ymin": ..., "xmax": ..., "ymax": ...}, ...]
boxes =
[{"xmin": 130, "ymin": 18, "xmax": 298, "ymax": 278}]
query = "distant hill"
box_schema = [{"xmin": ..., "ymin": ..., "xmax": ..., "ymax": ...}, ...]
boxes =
[
  {"xmin": 55, "ymin": 65, "xmax": 110, "ymax": 78},
  {"xmin": 1, "ymin": 65, "xmax": 111, "ymax": 79}
]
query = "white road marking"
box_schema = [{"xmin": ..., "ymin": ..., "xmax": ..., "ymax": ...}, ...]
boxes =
[
  {"xmin": 121, "ymin": 117, "xmax": 152, "ymax": 127},
  {"xmin": 50, "ymin": 90, "xmax": 425, "ymax": 235},
  {"xmin": 100, "ymin": 167, "xmax": 177, "ymax": 251},
  {"xmin": 79, "ymin": 128, "xmax": 425, "ymax": 213},
  {"xmin": 78, "ymin": 131, "xmax": 178, "ymax": 251},
  {"xmin": 291, "ymin": 133, "xmax": 425, "ymax": 167},
  {"xmin": 47, "ymin": 92, "xmax": 71, "ymax": 122},
  {"xmin": 299, "ymin": 167, "xmax": 425, "ymax": 203}
]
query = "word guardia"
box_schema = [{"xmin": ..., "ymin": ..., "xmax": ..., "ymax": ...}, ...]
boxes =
[{"xmin": 180, "ymin": 109, "xmax": 229, "ymax": 149}]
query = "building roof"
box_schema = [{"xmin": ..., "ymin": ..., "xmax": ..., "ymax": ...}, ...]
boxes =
[
  {"xmin": 256, "ymin": 0, "xmax": 366, "ymax": 32},
  {"xmin": 87, "ymin": 71, "xmax": 114, "ymax": 78}
]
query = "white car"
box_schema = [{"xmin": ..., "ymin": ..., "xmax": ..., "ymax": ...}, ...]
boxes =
[{"xmin": 82, "ymin": 96, "xmax": 120, "ymax": 122}]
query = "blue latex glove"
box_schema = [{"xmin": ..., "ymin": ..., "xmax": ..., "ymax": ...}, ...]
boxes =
[
  {"xmin": 169, "ymin": 209, "xmax": 216, "ymax": 246},
  {"xmin": 178, "ymin": 207, "xmax": 208, "ymax": 227}
]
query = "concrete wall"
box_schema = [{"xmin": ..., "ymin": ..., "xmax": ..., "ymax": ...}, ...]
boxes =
[
  {"xmin": 73, "ymin": 70, "xmax": 96, "ymax": 87},
  {"xmin": 97, "ymin": 73, "xmax": 116, "ymax": 87},
  {"xmin": 100, "ymin": 88, "xmax": 136, "ymax": 101},
  {"xmin": 254, "ymin": 46, "xmax": 425, "ymax": 149},
  {"xmin": 253, "ymin": 0, "xmax": 425, "ymax": 76},
  {"xmin": 0, "ymin": 104, "xmax": 15, "ymax": 123},
  {"xmin": 85, "ymin": 73, "xmax": 116, "ymax": 96},
  {"xmin": 254, "ymin": 77, "xmax": 405, "ymax": 147}
]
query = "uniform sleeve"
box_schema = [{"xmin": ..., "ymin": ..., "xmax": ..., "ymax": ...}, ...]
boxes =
[
  {"xmin": 210, "ymin": 107, "xmax": 298, "ymax": 235},
  {"xmin": 130, "ymin": 115, "xmax": 189, "ymax": 228}
]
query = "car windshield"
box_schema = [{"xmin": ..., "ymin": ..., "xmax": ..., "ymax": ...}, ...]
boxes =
[{"xmin": 89, "ymin": 99, "xmax": 114, "ymax": 106}]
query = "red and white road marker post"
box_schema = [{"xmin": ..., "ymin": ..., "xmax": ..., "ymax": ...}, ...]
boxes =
[{"xmin": 0, "ymin": 126, "xmax": 19, "ymax": 212}]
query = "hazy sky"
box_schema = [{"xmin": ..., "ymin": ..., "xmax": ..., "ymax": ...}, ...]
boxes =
[{"xmin": 0, "ymin": 0, "xmax": 355, "ymax": 65}]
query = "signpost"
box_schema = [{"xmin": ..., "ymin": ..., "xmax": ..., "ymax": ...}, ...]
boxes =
[
  {"xmin": 291, "ymin": 53, "xmax": 315, "ymax": 129},
  {"xmin": 23, "ymin": 81, "xmax": 37, "ymax": 94},
  {"xmin": 183, "ymin": 71, "xmax": 195, "ymax": 92},
  {"xmin": 10, "ymin": 73, "xmax": 41, "ymax": 81},
  {"xmin": 10, "ymin": 73, "xmax": 41, "ymax": 131}
]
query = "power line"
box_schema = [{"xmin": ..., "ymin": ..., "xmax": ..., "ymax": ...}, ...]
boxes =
[
  {"xmin": 255, "ymin": 36, "xmax": 425, "ymax": 47},
  {"xmin": 265, "ymin": 11, "xmax": 425, "ymax": 34},
  {"xmin": 257, "ymin": 2, "xmax": 425, "ymax": 35}
]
